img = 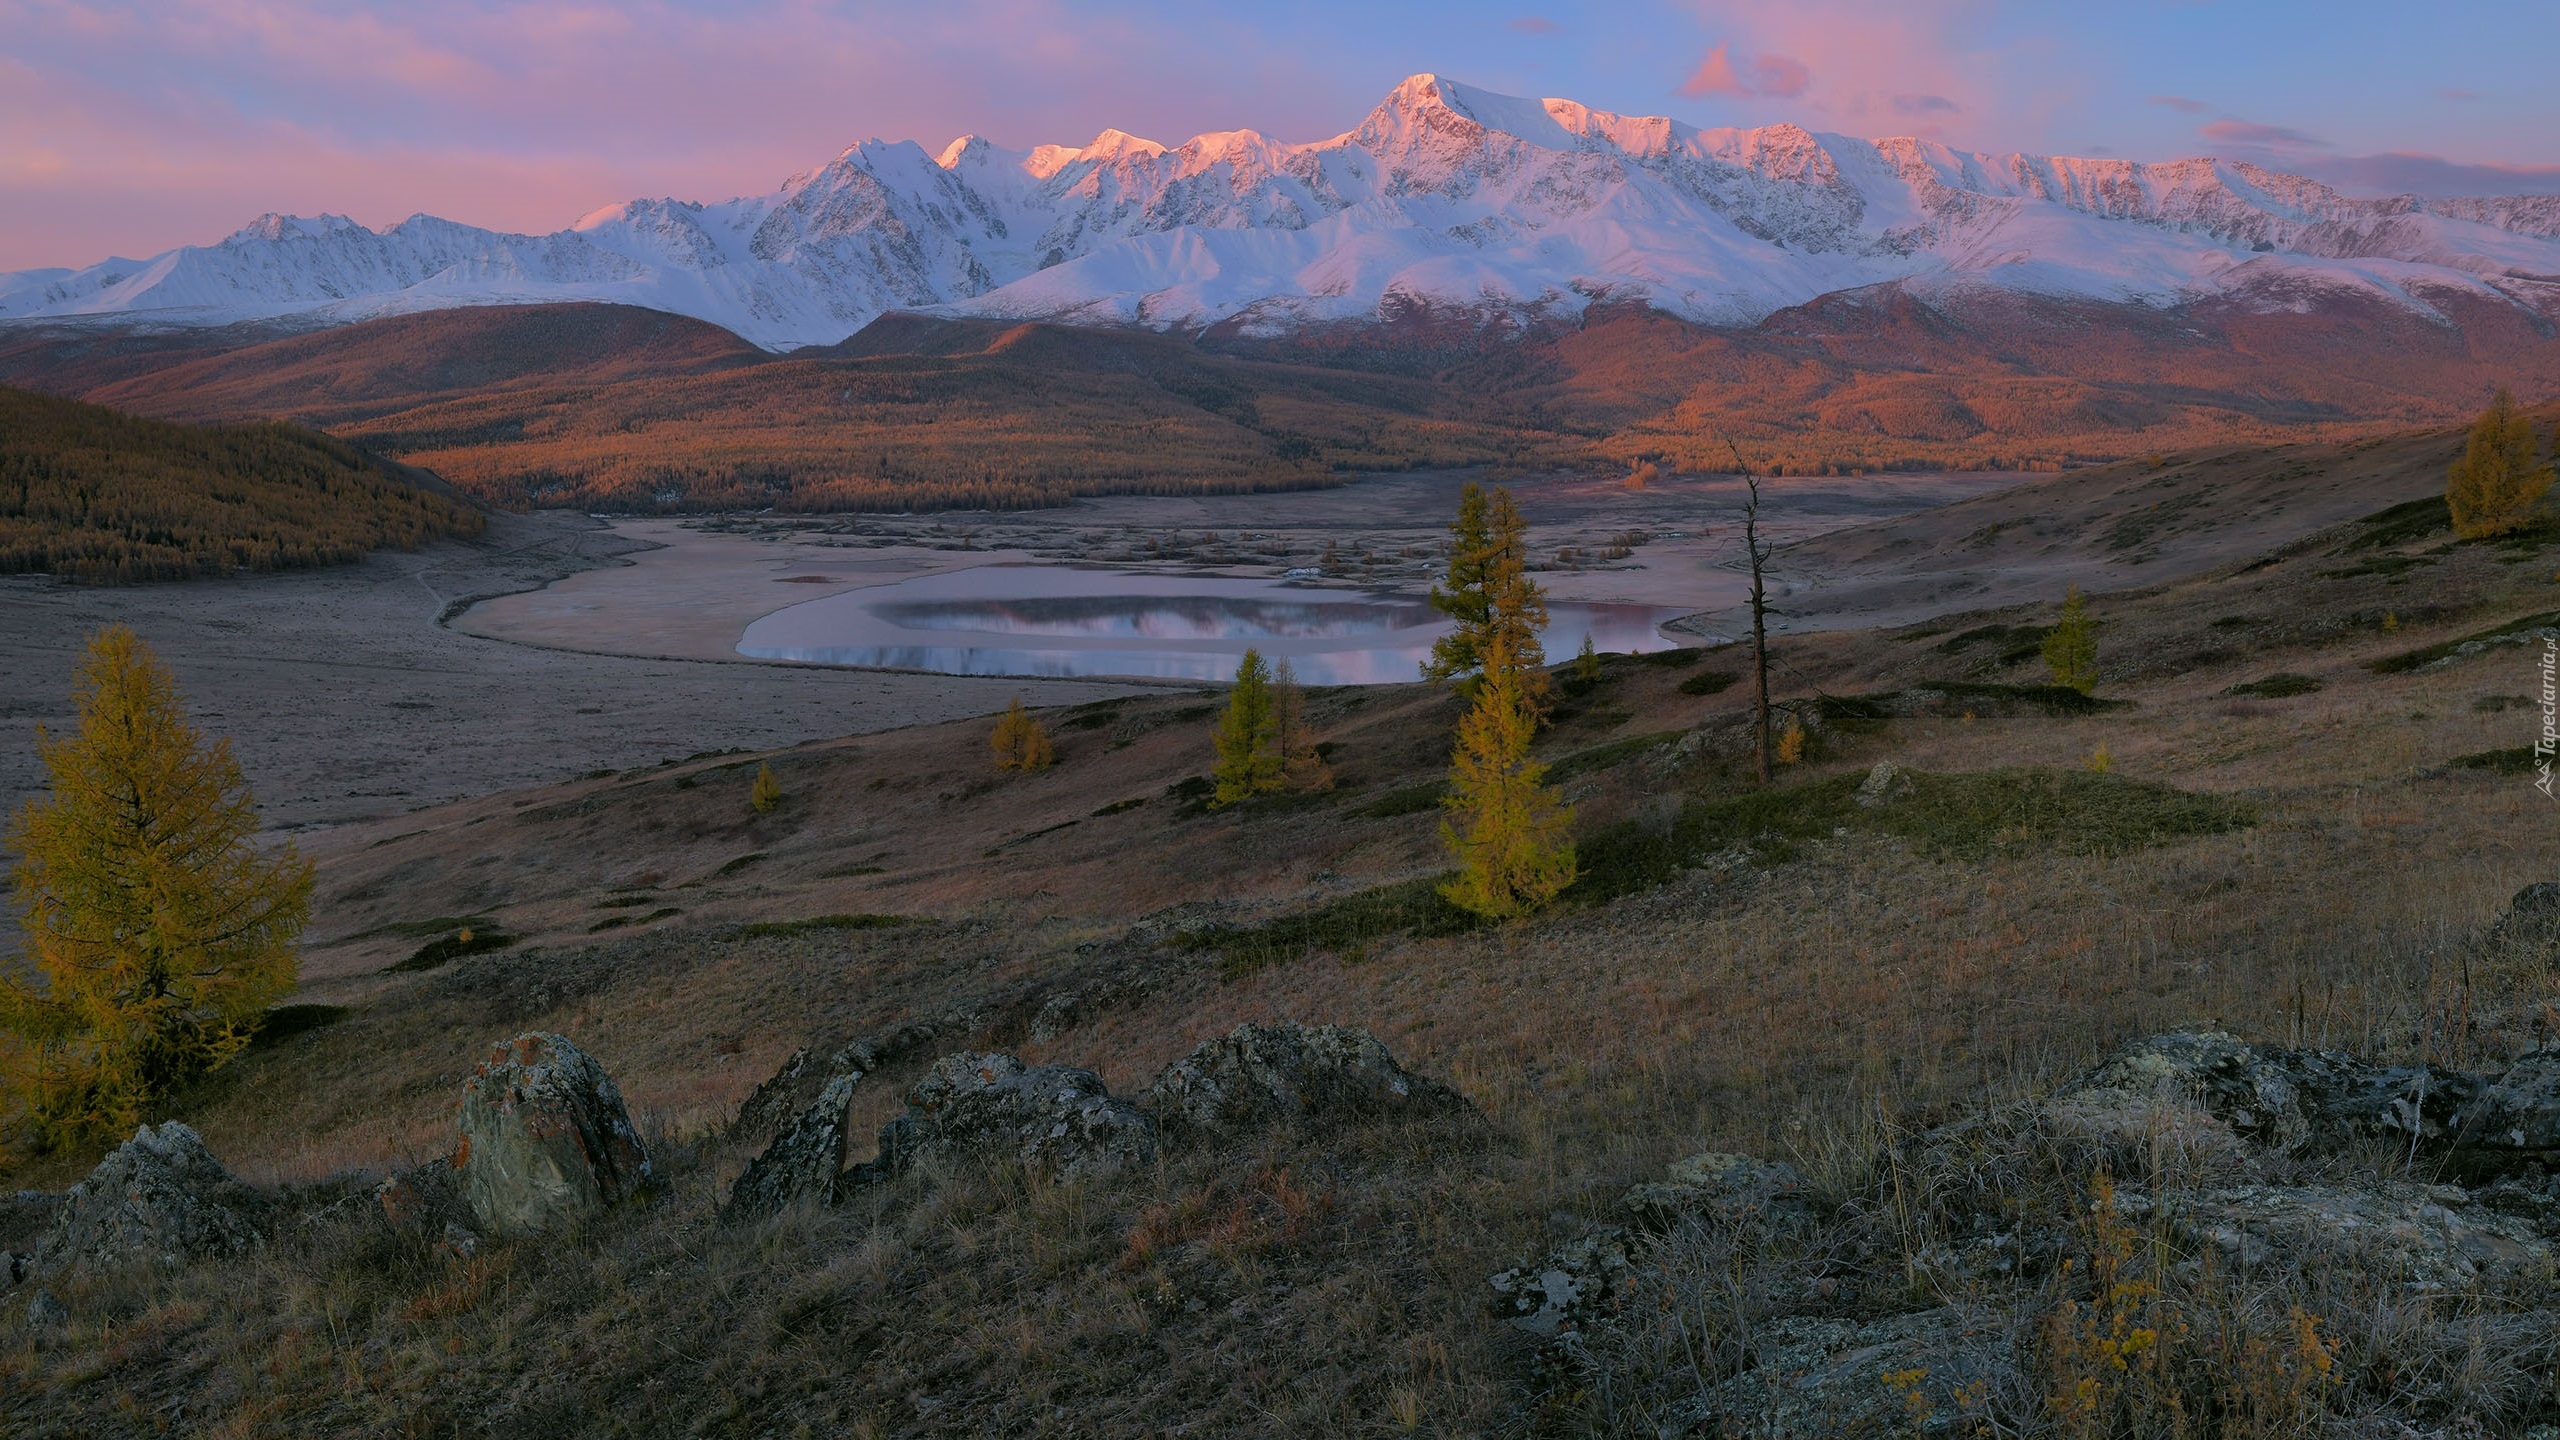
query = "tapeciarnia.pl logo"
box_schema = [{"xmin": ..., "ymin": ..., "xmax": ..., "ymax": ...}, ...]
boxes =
[{"xmin": 2539, "ymin": 635, "xmax": 2556, "ymax": 799}]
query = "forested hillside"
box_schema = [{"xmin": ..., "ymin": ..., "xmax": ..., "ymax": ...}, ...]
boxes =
[{"xmin": 0, "ymin": 387, "xmax": 484, "ymax": 583}]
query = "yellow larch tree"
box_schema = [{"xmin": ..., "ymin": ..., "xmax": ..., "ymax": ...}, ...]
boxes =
[{"xmin": 4, "ymin": 627, "xmax": 311, "ymax": 1146}]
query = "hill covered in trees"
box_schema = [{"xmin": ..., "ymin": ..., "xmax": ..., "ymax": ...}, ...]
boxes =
[
  {"xmin": 0, "ymin": 387, "xmax": 484, "ymax": 583},
  {"xmin": 8, "ymin": 280, "xmax": 2560, "ymax": 515}
]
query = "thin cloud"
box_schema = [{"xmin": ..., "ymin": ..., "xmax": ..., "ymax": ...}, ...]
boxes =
[
  {"xmin": 2200, "ymin": 118, "xmax": 2329, "ymax": 149},
  {"xmin": 1750, "ymin": 53, "xmax": 1811, "ymax": 99},
  {"xmin": 2147, "ymin": 94, "xmax": 2207, "ymax": 115},
  {"xmin": 2301, "ymin": 151, "xmax": 2560, "ymax": 198},
  {"xmin": 1508, "ymin": 16, "xmax": 1560, "ymax": 34},
  {"xmin": 2437, "ymin": 87, "xmax": 2481, "ymax": 102},
  {"xmin": 1893, "ymin": 94, "xmax": 1958, "ymax": 116}
]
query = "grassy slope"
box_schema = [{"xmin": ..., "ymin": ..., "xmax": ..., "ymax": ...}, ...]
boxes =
[
  {"xmin": 8, "ymin": 285, "xmax": 2559, "ymax": 515},
  {"xmin": 0, "ymin": 386, "xmax": 485, "ymax": 582},
  {"xmin": 2, "ymin": 433, "xmax": 2556, "ymax": 1433}
]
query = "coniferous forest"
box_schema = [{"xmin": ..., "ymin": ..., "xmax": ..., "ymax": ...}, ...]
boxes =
[{"xmin": 0, "ymin": 386, "xmax": 484, "ymax": 583}]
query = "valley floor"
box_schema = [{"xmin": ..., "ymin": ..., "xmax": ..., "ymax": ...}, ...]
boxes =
[{"xmin": 1, "ymin": 436, "xmax": 2557, "ymax": 1435}]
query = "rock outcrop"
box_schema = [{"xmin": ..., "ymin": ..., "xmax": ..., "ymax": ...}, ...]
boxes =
[
  {"xmin": 2051, "ymin": 1029, "xmax": 2478, "ymax": 1157},
  {"xmin": 35, "ymin": 1122, "xmax": 267, "ymax": 1274},
  {"xmin": 1145, "ymin": 1022, "xmax": 1475, "ymax": 1140},
  {"xmin": 1491, "ymin": 1150, "xmax": 1808, "ymax": 1341},
  {"xmin": 2491, "ymin": 880, "xmax": 2560, "ymax": 946},
  {"xmin": 454, "ymin": 1033, "xmax": 654, "ymax": 1237},
  {"xmin": 1511, "ymin": 1028, "xmax": 2560, "ymax": 1434},
  {"xmin": 844, "ymin": 1053, "xmax": 1154, "ymax": 1190},
  {"xmin": 724, "ymin": 1073, "xmax": 860, "ymax": 1221}
]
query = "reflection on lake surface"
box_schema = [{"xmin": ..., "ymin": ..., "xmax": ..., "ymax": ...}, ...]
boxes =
[{"xmin": 739, "ymin": 566, "xmax": 1690, "ymax": 684}]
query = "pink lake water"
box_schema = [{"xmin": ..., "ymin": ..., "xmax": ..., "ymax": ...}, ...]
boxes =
[{"xmin": 737, "ymin": 565, "xmax": 1690, "ymax": 684}]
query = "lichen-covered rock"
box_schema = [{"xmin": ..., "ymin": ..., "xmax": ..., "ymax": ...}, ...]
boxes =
[
  {"xmin": 34, "ymin": 1122, "xmax": 267, "ymax": 1274},
  {"xmin": 1144, "ymin": 1022, "xmax": 1473, "ymax": 1139},
  {"xmin": 1701, "ymin": 1307, "xmax": 2017, "ymax": 1436},
  {"xmin": 2121, "ymin": 1182, "xmax": 2554, "ymax": 1290},
  {"xmin": 1488, "ymin": 1226, "xmax": 1633, "ymax": 1338},
  {"xmin": 727, "ymin": 1047, "xmax": 813, "ymax": 1143},
  {"xmin": 2054, "ymin": 1030, "xmax": 2475, "ymax": 1157},
  {"xmin": 454, "ymin": 1033, "xmax": 653, "ymax": 1237},
  {"xmin": 723, "ymin": 1073, "xmax": 859, "ymax": 1222},
  {"xmin": 843, "ymin": 1052, "xmax": 1154, "ymax": 1190},
  {"xmin": 2455, "ymin": 1048, "xmax": 2560, "ymax": 1158},
  {"xmin": 1853, "ymin": 760, "xmax": 1912, "ymax": 808},
  {"xmin": 1620, "ymin": 1151, "xmax": 1810, "ymax": 1233}
]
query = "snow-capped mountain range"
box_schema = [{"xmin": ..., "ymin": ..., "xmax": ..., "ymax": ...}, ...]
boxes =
[{"xmin": 8, "ymin": 73, "xmax": 2560, "ymax": 352}]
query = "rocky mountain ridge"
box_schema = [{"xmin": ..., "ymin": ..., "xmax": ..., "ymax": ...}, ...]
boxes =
[{"xmin": 8, "ymin": 74, "xmax": 2560, "ymax": 350}]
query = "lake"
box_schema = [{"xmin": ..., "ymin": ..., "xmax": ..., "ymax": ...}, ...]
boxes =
[{"xmin": 737, "ymin": 565, "xmax": 1693, "ymax": 684}]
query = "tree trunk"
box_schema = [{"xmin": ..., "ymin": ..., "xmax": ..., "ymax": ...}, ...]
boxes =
[{"xmin": 1747, "ymin": 471, "xmax": 1773, "ymax": 785}]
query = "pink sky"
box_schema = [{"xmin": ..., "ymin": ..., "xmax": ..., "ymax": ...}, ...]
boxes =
[{"xmin": 4, "ymin": 0, "xmax": 2556, "ymax": 271}]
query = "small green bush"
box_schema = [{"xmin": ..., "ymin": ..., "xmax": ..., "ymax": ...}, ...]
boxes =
[
  {"xmin": 2224, "ymin": 673, "xmax": 2324, "ymax": 698},
  {"xmin": 1678, "ymin": 669, "xmax": 1740, "ymax": 696}
]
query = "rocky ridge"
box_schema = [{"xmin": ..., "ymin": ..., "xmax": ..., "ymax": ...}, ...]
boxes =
[{"xmin": 8, "ymin": 75, "xmax": 2558, "ymax": 348}]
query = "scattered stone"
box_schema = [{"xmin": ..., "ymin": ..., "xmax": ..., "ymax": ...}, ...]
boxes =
[
  {"xmin": 844, "ymin": 1052, "xmax": 1155, "ymax": 1190},
  {"xmin": 1144, "ymin": 1022, "xmax": 1474, "ymax": 1140},
  {"xmin": 35, "ymin": 1122, "xmax": 267, "ymax": 1275},
  {"xmin": 724, "ymin": 1073, "xmax": 860, "ymax": 1222},
  {"xmin": 1853, "ymin": 760, "xmax": 1912, "ymax": 808},
  {"xmin": 440, "ymin": 1221, "xmax": 481, "ymax": 1259},
  {"xmin": 1488, "ymin": 1226, "xmax": 1633, "ymax": 1339},
  {"xmin": 454, "ymin": 1033, "xmax": 654, "ymax": 1238},
  {"xmin": 24, "ymin": 1288, "xmax": 66, "ymax": 1329},
  {"xmin": 1620, "ymin": 1151, "xmax": 1810, "ymax": 1233}
]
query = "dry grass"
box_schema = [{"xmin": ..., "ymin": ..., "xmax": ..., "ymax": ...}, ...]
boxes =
[{"xmin": 1, "ymin": 448, "xmax": 2556, "ymax": 1434}]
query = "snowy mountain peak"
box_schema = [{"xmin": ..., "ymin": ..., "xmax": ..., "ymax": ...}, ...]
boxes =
[{"xmin": 9, "ymin": 74, "xmax": 2560, "ymax": 350}]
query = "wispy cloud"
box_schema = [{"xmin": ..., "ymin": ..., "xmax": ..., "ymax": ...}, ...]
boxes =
[
  {"xmin": 1893, "ymin": 94, "xmax": 1959, "ymax": 116},
  {"xmin": 2300, "ymin": 150, "xmax": 2560, "ymax": 197},
  {"xmin": 1508, "ymin": 15, "xmax": 1561, "ymax": 34},
  {"xmin": 2200, "ymin": 118, "xmax": 2330, "ymax": 149},
  {"xmin": 1676, "ymin": 40, "xmax": 1811, "ymax": 100},
  {"xmin": 2147, "ymin": 94, "xmax": 2208, "ymax": 115}
]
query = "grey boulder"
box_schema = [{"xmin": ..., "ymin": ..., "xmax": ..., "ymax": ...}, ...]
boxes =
[
  {"xmin": 35, "ymin": 1122, "xmax": 267, "ymax": 1274},
  {"xmin": 1144, "ymin": 1022, "xmax": 1473, "ymax": 1140},
  {"xmin": 723, "ymin": 1073, "xmax": 860, "ymax": 1221},
  {"xmin": 2053, "ymin": 1029, "xmax": 2475, "ymax": 1157},
  {"xmin": 845, "ymin": 1052, "xmax": 1154, "ymax": 1189},
  {"xmin": 1489, "ymin": 1226, "xmax": 1633, "ymax": 1338},
  {"xmin": 454, "ymin": 1033, "xmax": 654, "ymax": 1237}
]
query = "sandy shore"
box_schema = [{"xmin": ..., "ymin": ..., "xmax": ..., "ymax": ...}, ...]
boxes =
[{"xmin": 0, "ymin": 512, "xmax": 1143, "ymax": 858}]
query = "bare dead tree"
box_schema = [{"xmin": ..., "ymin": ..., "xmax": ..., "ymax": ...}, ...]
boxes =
[{"xmin": 1721, "ymin": 436, "xmax": 1776, "ymax": 784}]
